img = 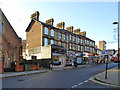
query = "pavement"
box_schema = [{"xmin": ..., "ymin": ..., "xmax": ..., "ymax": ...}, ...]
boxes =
[
  {"xmin": 0, "ymin": 65, "xmax": 74, "ymax": 79},
  {"xmin": 1, "ymin": 62, "xmax": 119, "ymax": 88},
  {"xmin": 90, "ymin": 65, "xmax": 120, "ymax": 88},
  {"xmin": 0, "ymin": 62, "xmax": 96, "ymax": 79}
]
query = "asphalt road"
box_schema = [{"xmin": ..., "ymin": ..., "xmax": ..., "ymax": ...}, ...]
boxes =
[{"xmin": 2, "ymin": 62, "xmax": 118, "ymax": 88}]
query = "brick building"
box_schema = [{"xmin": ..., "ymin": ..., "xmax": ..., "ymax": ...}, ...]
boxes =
[
  {"xmin": 25, "ymin": 11, "xmax": 95, "ymax": 67},
  {"xmin": 0, "ymin": 9, "xmax": 22, "ymax": 73}
]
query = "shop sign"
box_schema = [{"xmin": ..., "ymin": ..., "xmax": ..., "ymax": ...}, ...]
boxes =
[
  {"xmin": 83, "ymin": 52, "xmax": 89, "ymax": 57},
  {"xmin": 67, "ymin": 51, "xmax": 75, "ymax": 56},
  {"xmin": 75, "ymin": 52, "xmax": 83, "ymax": 57},
  {"xmin": 53, "ymin": 53, "xmax": 63, "ymax": 56}
]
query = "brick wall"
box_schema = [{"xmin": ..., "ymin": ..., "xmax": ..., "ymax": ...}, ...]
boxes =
[
  {"xmin": 1, "ymin": 10, "xmax": 22, "ymax": 70},
  {"xmin": 26, "ymin": 21, "xmax": 42, "ymax": 50}
]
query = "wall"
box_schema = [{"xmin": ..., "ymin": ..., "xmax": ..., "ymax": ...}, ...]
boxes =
[
  {"xmin": 1, "ymin": 10, "xmax": 22, "ymax": 69},
  {"xmin": 26, "ymin": 21, "xmax": 42, "ymax": 50}
]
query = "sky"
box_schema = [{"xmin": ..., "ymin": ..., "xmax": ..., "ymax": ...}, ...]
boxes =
[{"xmin": 0, "ymin": 0, "xmax": 119, "ymax": 50}]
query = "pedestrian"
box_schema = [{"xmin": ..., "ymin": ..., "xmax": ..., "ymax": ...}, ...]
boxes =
[
  {"xmin": 49, "ymin": 61, "xmax": 52, "ymax": 70},
  {"xmin": 74, "ymin": 59, "xmax": 77, "ymax": 67},
  {"xmin": 97, "ymin": 59, "xmax": 98, "ymax": 64}
]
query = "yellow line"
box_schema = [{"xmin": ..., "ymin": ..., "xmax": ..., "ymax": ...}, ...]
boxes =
[{"xmin": 90, "ymin": 77, "xmax": 120, "ymax": 88}]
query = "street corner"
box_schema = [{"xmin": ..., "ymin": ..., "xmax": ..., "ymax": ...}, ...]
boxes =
[{"xmin": 89, "ymin": 71, "xmax": 120, "ymax": 88}]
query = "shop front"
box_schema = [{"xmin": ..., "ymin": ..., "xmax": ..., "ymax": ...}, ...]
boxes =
[
  {"xmin": 83, "ymin": 52, "xmax": 89, "ymax": 64},
  {"xmin": 51, "ymin": 44, "xmax": 66, "ymax": 66},
  {"xmin": 66, "ymin": 51, "xmax": 75, "ymax": 66},
  {"xmin": 75, "ymin": 52, "xmax": 83, "ymax": 65}
]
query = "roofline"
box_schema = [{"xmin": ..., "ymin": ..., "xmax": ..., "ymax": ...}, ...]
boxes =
[
  {"xmin": 26, "ymin": 18, "xmax": 95, "ymax": 42},
  {"xmin": 1, "ymin": 9, "xmax": 22, "ymax": 42}
]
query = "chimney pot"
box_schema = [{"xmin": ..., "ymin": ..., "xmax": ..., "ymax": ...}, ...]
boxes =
[
  {"xmin": 31, "ymin": 11, "xmax": 39, "ymax": 21},
  {"xmin": 73, "ymin": 29, "xmax": 80, "ymax": 34},
  {"xmin": 56, "ymin": 22, "xmax": 65, "ymax": 29},
  {"xmin": 80, "ymin": 31, "xmax": 86, "ymax": 36},
  {"xmin": 66, "ymin": 26, "xmax": 74, "ymax": 32},
  {"xmin": 45, "ymin": 18, "xmax": 54, "ymax": 26}
]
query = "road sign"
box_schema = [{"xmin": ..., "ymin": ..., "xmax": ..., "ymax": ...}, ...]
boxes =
[{"xmin": 102, "ymin": 51, "xmax": 105, "ymax": 55}]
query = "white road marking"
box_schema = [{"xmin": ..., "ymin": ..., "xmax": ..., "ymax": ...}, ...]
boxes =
[
  {"xmin": 72, "ymin": 79, "xmax": 89, "ymax": 88},
  {"xmin": 78, "ymin": 82, "xmax": 83, "ymax": 85},
  {"xmin": 72, "ymin": 85, "xmax": 78, "ymax": 88},
  {"xmin": 84, "ymin": 80, "xmax": 88, "ymax": 83}
]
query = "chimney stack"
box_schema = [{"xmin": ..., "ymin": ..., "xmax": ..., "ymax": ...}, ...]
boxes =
[
  {"xmin": 66, "ymin": 26, "xmax": 74, "ymax": 32},
  {"xmin": 73, "ymin": 29, "xmax": 80, "ymax": 34},
  {"xmin": 31, "ymin": 11, "xmax": 39, "ymax": 21},
  {"xmin": 56, "ymin": 22, "xmax": 65, "ymax": 29},
  {"xmin": 45, "ymin": 18, "xmax": 54, "ymax": 26},
  {"xmin": 80, "ymin": 31, "xmax": 86, "ymax": 36}
]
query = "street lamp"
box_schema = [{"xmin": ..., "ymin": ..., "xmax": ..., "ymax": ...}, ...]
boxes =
[{"xmin": 113, "ymin": 22, "xmax": 120, "ymax": 69}]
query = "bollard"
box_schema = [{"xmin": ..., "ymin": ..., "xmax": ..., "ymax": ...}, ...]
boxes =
[{"xmin": 105, "ymin": 62, "xmax": 108, "ymax": 79}]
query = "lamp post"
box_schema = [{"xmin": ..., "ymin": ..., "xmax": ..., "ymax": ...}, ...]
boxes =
[{"xmin": 113, "ymin": 22, "xmax": 120, "ymax": 69}]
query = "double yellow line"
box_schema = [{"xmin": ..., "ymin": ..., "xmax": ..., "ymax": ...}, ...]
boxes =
[{"xmin": 90, "ymin": 70, "xmax": 120, "ymax": 88}]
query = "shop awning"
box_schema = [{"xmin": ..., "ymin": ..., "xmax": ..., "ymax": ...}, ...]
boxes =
[{"xmin": 75, "ymin": 52, "xmax": 83, "ymax": 57}]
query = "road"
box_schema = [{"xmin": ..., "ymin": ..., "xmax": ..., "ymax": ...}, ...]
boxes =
[{"xmin": 2, "ymin": 62, "xmax": 118, "ymax": 88}]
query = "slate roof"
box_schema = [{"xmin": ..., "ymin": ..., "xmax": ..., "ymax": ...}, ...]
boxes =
[{"xmin": 26, "ymin": 18, "xmax": 95, "ymax": 42}]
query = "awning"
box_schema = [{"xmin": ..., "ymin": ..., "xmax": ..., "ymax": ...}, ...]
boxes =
[{"xmin": 75, "ymin": 52, "xmax": 83, "ymax": 57}]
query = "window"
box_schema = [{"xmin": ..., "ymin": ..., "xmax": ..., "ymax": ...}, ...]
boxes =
[
  {"xmin": 44, "ymin": 27, "xmax": 48, "ymax": 35},
  {"xmin": 64, "ymin": 34, "xmax": 66, "ymax": 40},
  {"xmin": 73, "ymin": 44, "xmax": 76, "ymax": 50},
  {"xmin": 59, "ymin": 33, "xmax": 62, "ymax": 39},
  {"xmin": 58, "ymin": 41, "xmax": 61, "ymax": 46},
  {"xmin": 51, "ymin": 29, "xmax": 54, "ymax": 37},
  {"xmin": 90, "ymin": 41, "xmax": 92, "ymax": 46},
  {"xmin": 87, "ymin": 47, "xmax": 89, "ymax": 51},
  {"xmin": 81, "ymin": 39, "xmax": 83, "ymax": 44},
  {"xmin": 78, "ymin": 38, "xmax": 80, "ymax": 43},
  {"xmin": 87, "ymin": 40, "xmax": 89, "ymax": 45},
  {"xmin": 63, "ymin": 43, "xmax": 66, "ymax": 48},
  {"xmin": 69, "ymin": 35, "xmax": 72, "ymax": 41},
  {"xmin": 70, "ymin": 43, "xmax": 72, "ymax": 49},
  {"xmin": 44, "ymin": 38, "xmax": 48, "ymax": 46},
  {"xmin": 51, "ymin": 40, "xmax": 54, "ymax": 44},
  {"xmin": 78, "ymin": 45, "xmax": 80, "ymax": 51},
  {"xmin": 81, "ymin": 46, "xmax": 83, "ymax": 51},
  {"xmin": 73, "ymin": 36, "xmax": 75, "ymax": 42}
]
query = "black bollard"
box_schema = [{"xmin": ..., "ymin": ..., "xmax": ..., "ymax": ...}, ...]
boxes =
[{"xmin": 105, "ymin": 62, "xmax": 108, "ymax": 79}]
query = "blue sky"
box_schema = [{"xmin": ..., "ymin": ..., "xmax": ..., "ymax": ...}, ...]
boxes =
[{"xmin": 1, "ymin": 1, "xmax": 118, "ymax": 50}]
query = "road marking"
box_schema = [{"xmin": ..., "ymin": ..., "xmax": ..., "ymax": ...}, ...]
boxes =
[
  {"xmin": 84, "ymin": 80, "xmax": 88, "ymax": 83},
  {"xmin": 72, "ymin": 79, "xmax": 89, "ymax": 88},
  {"xmin": 90, "ymin": 74, "xmax": 120, "ymax": 88},
  {"xmin": 78, "ymin": 82, "xmax": 83, "ymax": 85},
  {"xmin": 72, "ymin": 85, "xmax": 77, "ymax": 88}
]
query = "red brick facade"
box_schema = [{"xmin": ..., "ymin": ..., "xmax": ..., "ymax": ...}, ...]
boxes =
[{"xmin": 0, "ymin": 9, "xmax": 22, "ymax": 73}]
